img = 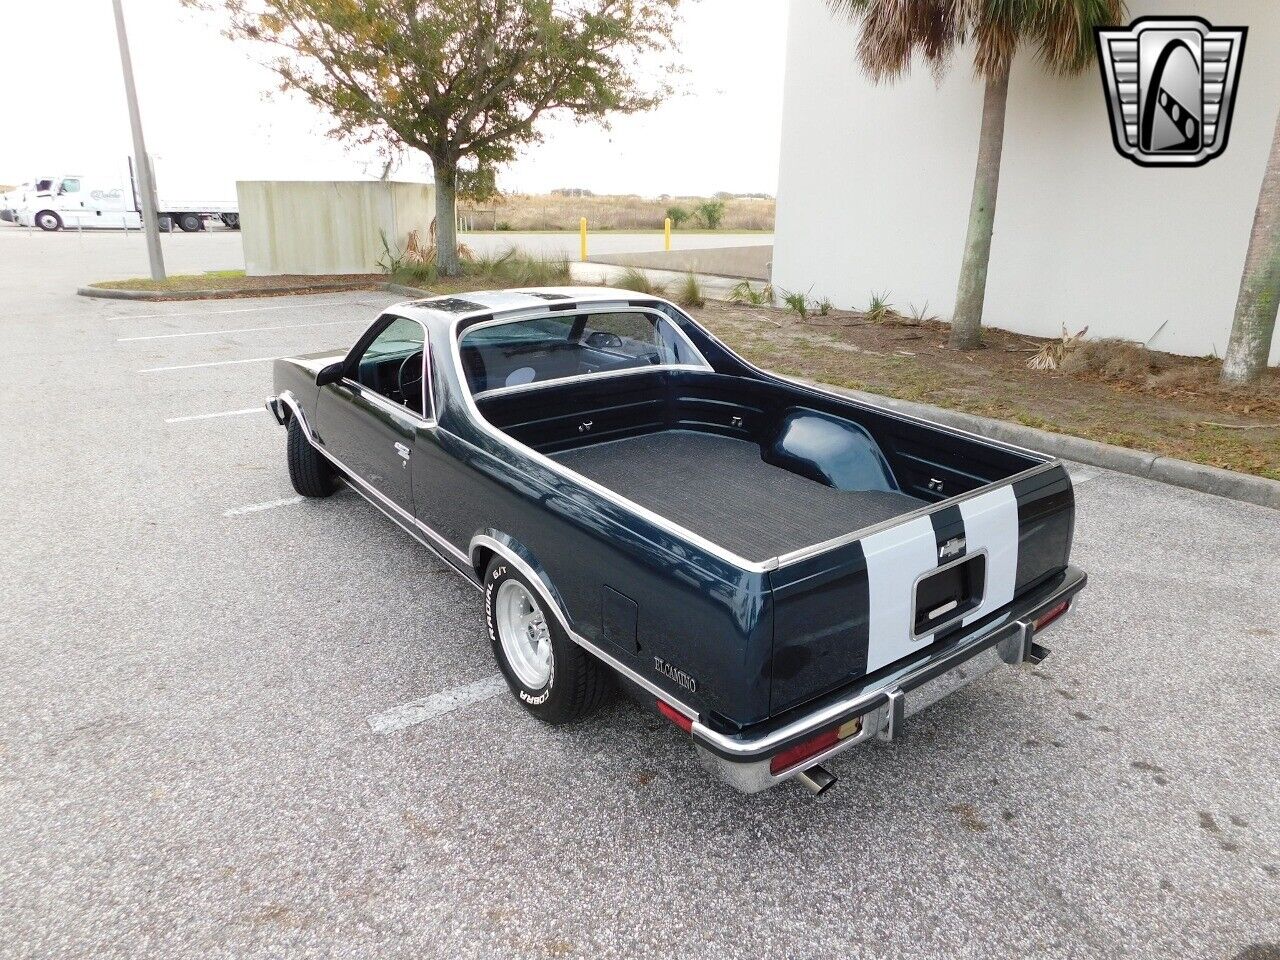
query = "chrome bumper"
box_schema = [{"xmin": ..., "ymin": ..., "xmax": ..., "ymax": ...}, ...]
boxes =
[
  {"xmin": 694, "ymin": 567, "xmax": 1085, "ymax": 794},
  {"xmin": 265, "ymin": 395, "xmax": 287, "ymax": 425}
]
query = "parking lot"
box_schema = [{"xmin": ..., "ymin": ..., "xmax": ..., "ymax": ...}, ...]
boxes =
[{"xmin": 1, "ymin": 233, "xmax": 1277, "ymax": 959}]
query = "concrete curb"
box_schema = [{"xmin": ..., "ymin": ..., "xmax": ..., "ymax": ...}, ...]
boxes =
[
  {"xmin": 821, "ymin": 383, "xmax": 1280, "ymax": 511},
  {"xmin": 77, "ymin": 280, "xmax": 383, "ymax": 301}
]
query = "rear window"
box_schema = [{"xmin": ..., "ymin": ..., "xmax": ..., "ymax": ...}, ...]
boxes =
[{"xmin": 459, "ymin": 310, "xmax": 705, "ymax": 394}]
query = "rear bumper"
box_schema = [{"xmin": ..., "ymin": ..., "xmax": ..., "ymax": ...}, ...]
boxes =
[{"xmin": 693, "ymin": 565, "xmax": 1086, "ymax": 793}]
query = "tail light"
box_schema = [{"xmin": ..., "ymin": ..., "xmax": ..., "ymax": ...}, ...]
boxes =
[
  {"xmin": 1033, "ymin": 600, "xmax": 1071, "ymax": 632},
  {"xmin": 656, "ymin": 700, "xmax": 693, "ymax": 733},
  {"xmin": 769, "ymin": 716, "xmax": 863, "ymax": 775}
]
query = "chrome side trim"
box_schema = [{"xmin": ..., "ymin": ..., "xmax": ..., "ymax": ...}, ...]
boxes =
[
  {"xmin": 306, "ymin": 430, "xmax": 474, "ymax": 572},
  {"xmin": 469, "ymin": 534, "xmax": 701, "ymax": 721}
]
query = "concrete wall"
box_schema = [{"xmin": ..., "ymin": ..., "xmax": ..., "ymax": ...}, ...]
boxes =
[
  {"xmin": 774, "ymin": 0, "xmax": 1280, "ymax": 363},
  {"xmin": 237, "ymin": 180, "xmax": 436, "ymax": 276}
]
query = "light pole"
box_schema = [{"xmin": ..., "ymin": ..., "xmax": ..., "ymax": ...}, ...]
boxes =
[{"xmin": 111, "ymin": 0, "xmax": 165, "ymax": 281}]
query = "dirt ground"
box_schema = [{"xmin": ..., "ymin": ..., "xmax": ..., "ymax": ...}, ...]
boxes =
[{"xmin": 690, "ymin": 301, "xmax": 1280, "ymax": 481}]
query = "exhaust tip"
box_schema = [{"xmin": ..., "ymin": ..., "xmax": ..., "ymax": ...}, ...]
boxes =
[{"xmin": 793, "ymin": 764, "xmax": 837, "ymax": 795}]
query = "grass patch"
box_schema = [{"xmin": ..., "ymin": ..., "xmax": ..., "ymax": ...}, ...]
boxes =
[
  {"xmin": 90, "ymin": 270, "xmax": 381, "ymax": 294},
  {"xmin": 389, "ymin": 247, "xmax": 569, "ymax": 293}
]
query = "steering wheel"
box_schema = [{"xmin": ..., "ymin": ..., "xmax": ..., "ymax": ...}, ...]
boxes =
[{"xmin": 397, "ymin": 350, "xmax": 425, "ymax": 409}]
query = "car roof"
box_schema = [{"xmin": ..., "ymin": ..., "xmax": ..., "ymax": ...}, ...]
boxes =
[{"xmin": 390, "ymin": 286, "xmax": 666, "ymax": 325}]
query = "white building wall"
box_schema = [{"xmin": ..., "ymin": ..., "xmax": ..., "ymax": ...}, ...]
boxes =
[{"xmin": 774, "ymin": 0, "xmax": 1280, "ymax": 364}]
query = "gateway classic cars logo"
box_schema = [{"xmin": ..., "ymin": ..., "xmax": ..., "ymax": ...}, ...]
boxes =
[{"xmin": 1095, "ymin": 16, "xmax": 1247, "ymax": 167}]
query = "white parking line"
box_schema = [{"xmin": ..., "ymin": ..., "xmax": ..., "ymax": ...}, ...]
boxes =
[
  {"xmin": 166, "ymin": 407, "xmax": 263, "ymax": 423},
  {"xmin": 119, "ymin": 318, "xmax": 365, "ymax": 342},
  {"xmin": 223, "ymin": 496, "xmax": 304, "ymax": 517},
  {"xmin": 140, "ymin": 356, "xmax": 280, "ymax": 373},
  {"xmin": 367, "ymin": 675, "xmax": 507, "ymax": 734},
  {"xmin": 123, "ymin": 297, "xmax": 386, "ymax": 322}
]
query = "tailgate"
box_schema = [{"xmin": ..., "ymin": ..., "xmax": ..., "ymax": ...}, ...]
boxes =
[{"xmin": 766, "ymin": 463, "xmax": 1075, "ymax": 716}]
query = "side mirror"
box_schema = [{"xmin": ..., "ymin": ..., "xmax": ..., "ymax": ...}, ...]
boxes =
[{"xmin": 316, "ymin": 361, "xmax": 345, "ymax": 387}]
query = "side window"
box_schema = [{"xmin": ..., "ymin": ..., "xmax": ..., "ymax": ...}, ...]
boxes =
[
  {"xmin": 353, "ymin": 316, "xmax": 428, "ymax": 416},
  {"xmin": 60, "ymin": 179, "xmax": 80, "ymax": 194}
]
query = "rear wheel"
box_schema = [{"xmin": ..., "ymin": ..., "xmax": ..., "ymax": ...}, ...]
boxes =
[
  {"xmin": 286, "ymin": 417, "xmax": 337, "ymax": 497},
  {"xmin": 34, "ymin": 210, "xmax": 62, "ymax": 232},
  {"xmin": 484, "ymin": 558, "xmax": 610, "ymax": 724},
  {"xmin": 220, "ymin": 213, "xmax": 240, "ymax": 230},
  {"xmin": 177, "ymin": 213, "xmax": 203, "ymax": 232}
]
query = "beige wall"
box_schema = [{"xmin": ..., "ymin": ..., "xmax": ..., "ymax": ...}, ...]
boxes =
[
  {"xmin": 237, "ymin": 180, "xmax": 436, "ymax": 276},
  {"xmin": 774, "ymin": 0, "xmax": 1280, "ymax": 363}
]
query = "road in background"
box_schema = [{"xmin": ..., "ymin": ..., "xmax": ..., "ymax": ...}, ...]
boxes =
[
  {"xmin": 0, "ymin": 238, "xmax": 1275, "ymax": 959},
  {"xmin": 0, "ymin": 225, "xmax": 773, "ymax": 292}
]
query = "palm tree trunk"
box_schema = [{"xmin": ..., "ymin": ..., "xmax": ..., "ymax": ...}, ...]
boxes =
[
  {"xmin": 951, "ymin": 69, "xmax": 1010, "ymax": 351},
  {"xmin": 434, "ymin": 159, "xmax": 461, "ymax": 277},
  {"xmin": 1221, "ymin": 108, "xmax": 1280, "ymax": 385}
]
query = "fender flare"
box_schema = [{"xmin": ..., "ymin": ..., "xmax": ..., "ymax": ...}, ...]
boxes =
[
  {"xmin": 270, "ymin": 390, "xmax": 314, "ymax": 442},
  {"xmin": 468, "ymin": 530, "xmax": 699, "ymax": 721}
]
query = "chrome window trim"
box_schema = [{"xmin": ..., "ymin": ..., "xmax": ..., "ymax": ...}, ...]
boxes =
[
  {"xmin": 457, "ymin": 306, "xmax": 712, "ymax": 398},
  {"xmin": 471, "ymin": 363, "xmax": 707, "ymax": 402}
]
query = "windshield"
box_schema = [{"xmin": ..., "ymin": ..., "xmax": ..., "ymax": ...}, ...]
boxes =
[{"xmin": 458, "ymin": 310, "xmax": 707, "ymax": 395}]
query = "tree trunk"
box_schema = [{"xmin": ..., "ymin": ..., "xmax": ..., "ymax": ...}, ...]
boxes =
[
  {"xmin": 434, "ymin": 160, "xmax": 461, "ymax": 277},
  {"xmin": 1221, "ymin": 108, "xmax": 1280, "ymax": 385},
  {"xmin": 951, "ymin": 70, "xmax": 1010, "ymax": 351}
]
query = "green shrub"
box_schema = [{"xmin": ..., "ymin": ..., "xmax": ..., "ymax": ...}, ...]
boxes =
[
  {"xmin": 615, "ymin": 267, "xmax": 667, "ymax": 297},
  {"xmin": 865, "ymin": 290, "xmax": 894, "ymax": 324},
  {"xmin": 730, "ymin": 280, "xmax": 774, "ymax": 306},
  {"xmin": 496, "ymin": 221, "xmax": 512, "ymax": 231},
  {"xmin": 666, "ymin": 205, "xmax": 691, "ymax": 228},
  {"xmin": 676, "ymin": 273, "xmax": 705, "ymax": 308},
  {"xmin": 694, "ymin": 200, "xmax": 726, "ymax": 229}
]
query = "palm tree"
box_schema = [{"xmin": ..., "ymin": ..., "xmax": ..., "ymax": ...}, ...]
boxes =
[
  {"xmin": 827, "ymin": 0, "xmax": 1125, "ymax": 350},
  {"xmin": 1221, "ymin": 107, "xmax": 1280, "ymax": 385}
]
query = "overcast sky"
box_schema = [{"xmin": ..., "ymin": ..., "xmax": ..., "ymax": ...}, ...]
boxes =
[{"xmin": 0, "ymin": 0, "xmax": 788, "ymax": 198}]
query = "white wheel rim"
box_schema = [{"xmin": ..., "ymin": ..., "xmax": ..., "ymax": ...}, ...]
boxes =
[{"xmin": 495, "ymin": 580, "xmax": 552, "ymax": 688}]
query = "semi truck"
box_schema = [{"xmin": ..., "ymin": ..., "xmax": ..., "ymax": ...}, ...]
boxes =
[{"xmin": 0, "ymin": 161, "xmax": 238, "ymax": 232}]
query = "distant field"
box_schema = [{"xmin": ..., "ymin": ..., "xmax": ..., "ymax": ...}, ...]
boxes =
[{"xmin": 459, "ymin": 193, "xmax": 774, "ymax": 232}]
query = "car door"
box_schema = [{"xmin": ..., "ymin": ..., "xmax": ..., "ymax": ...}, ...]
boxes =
[{"xmin": 314, "ymin": 315, "xmax": 429, "ymax": 513}]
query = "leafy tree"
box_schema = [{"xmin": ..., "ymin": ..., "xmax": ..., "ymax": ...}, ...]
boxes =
[
  {"xmin": 827, "ymin": 0, "xmax": 1125, "ymax": 350},
  {"xmin": 666, "ymin": 204, "xmax": 690, "ymax": 227},
  {"xmin": 1221, "ymin": 108, "xmax": 1280, "ymax": 385},
  {"xmin": 694, "ymin": 199, "xmax": 726, "ymax": 229},
  {"xmin": 201, "ymin": 0, "xmax": 681, "ymax": 274}
]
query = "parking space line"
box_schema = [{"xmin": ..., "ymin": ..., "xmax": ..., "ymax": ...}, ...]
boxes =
[
  {"xmin": 140, "ymin": 356, "xmax": 280, "ymax": 373},
  {"xmin": 223, "ymin": 496, "xmax": 305, "ymax": 517},
  {"xmin": 122, "ymin": 297, "xmax": 387, "ymax": 322},
  {"xmin": 367, "ymin": 675, "xmax": 507, "ymax": 734},
  {"xmin": 166, "ymin": 407, "xmax": 263, "ymax": 423},
  {"xmin": 119, "ymin": 318, "xmax": 365, "ymax": 342}
]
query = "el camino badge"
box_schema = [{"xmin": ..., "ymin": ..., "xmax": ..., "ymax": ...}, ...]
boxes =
[
  {"xmin": 939, "ymin": 537, "xmax": 966, "ymax": 560},
  {"xmin": 654, "ymin": 656, "xmax": 697, "ymax": 693}
]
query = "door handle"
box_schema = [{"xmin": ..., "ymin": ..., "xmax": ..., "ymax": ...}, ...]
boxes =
[{"xmin": 394, "ymin": 442, "xmax": 411, "ymax": 461}]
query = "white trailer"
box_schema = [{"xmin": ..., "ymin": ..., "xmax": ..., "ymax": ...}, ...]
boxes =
[{"xmin": 2, "ymin": 162, "xmax": 239, "ymax": 232}]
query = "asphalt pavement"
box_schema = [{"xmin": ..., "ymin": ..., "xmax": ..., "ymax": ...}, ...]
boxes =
[{"xmin": 0, "ymin": 228, "xmax": 1276, "ymax": 959}]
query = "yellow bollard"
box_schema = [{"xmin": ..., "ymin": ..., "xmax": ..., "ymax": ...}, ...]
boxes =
[
  {"xmin": 664, "ymin": 217, "xmax": 672, "ymax": 251},
  {"xmin": 579, "ymin": 217, "xmax": 588, "ymax": 261}
]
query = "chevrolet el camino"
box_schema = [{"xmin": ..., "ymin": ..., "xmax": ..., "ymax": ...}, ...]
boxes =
[{"xmin": 266, "ymin": 287, "xmax": 1085, "ymax": 794}]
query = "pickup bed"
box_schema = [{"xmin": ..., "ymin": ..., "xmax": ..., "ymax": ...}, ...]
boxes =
[{"xmin": 268, "ymin": 286, "xmax": 1085, "ymax": 794}]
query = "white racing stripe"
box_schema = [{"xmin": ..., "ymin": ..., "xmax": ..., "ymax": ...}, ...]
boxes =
[
  {"xmin": 863, "ymin": 515, "xmax": 939, "ymax": 673},
  {"xmin": 119, "ymin": 318, "xmax": 365, "ymax": 342},
  {"xmin": 367, "ymin": 675, "xmax": 507, "ymax": 733},
  {"xmin": 140, "ymin": 356, "xmax": 280, "ymax": 373},
  {"xmin": 959, "ymin": 485, "xmax": 1020, "ymax": 626},
  {"xmin": 166, "ymin": 407, "xmax": 263, "ymax": 423},
  {"xmin": 222, "ymin": 496, "xmax": 304, "ymax": 517}
]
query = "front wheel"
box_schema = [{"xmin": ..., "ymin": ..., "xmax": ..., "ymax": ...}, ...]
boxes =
[
  {"xmin": 34, "ymin": 210, "xmax": 62, "ymax": 232},
  {"xmin": 286, "ymin": 417, "xmax": 337, "ymax": 497},
  {"xmin": 485, "ymin": 559, "xmax": 610, "ymax": 725}
]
